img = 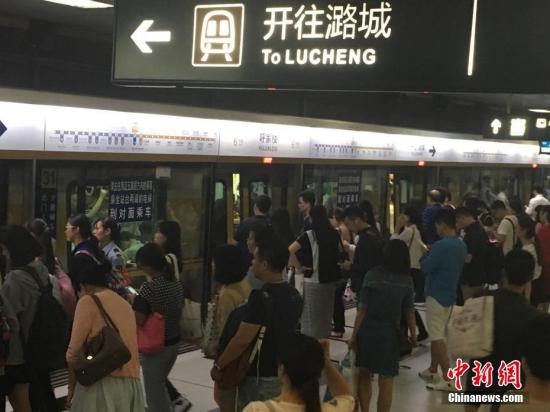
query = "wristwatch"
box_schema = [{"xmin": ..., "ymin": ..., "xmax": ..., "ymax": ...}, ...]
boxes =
[{"xmin": 213, "ymin": 362, "xmax": 223, "ymax": 371}]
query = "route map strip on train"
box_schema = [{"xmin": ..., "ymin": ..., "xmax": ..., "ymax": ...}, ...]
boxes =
[{"xmin": 0, "ymin": 99, "xmax": 546, "ymax": 165}]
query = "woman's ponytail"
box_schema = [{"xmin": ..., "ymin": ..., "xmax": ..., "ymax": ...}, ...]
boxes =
[{"xmin": 298, "ymin": 378, "xmax": 322, "ymax": 412}]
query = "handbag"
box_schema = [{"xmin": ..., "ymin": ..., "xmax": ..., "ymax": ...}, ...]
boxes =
[
  {"xmin": 215, "ymin": 291, "xmax": 272, "ymax": 390},
  {"xmin": 138, "ymin": 312, "xmax": 165, "ymax": 354},
  {"xmin": 216, "ymin": 325, "xmax": 267, "ymax": 390},
  {"xmin": 73, "ymin": 295, "xmax": 131, "ymax": 386},
  {"xmin": 447, "ymin": 295, "xmax": 494, "ymax": 359}
]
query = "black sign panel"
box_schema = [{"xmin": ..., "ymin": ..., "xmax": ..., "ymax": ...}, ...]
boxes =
[
  {"xmin": 113, "ymin": 0, "xmax": 550, "ymax": 93},
  {"xmin": 483, "ymin": 115, "xmax": 550, "ymax": 140}
]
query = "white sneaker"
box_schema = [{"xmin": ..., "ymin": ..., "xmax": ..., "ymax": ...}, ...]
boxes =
[
  {"xmin": 426, "ymin": 377, "xmax": 456, "ymax": 392},
  {"xmin": 418, "ymin": 368, "xmax": 439, "ymax": 383},
  {"xmin": 173, "ymin": 396, "xmax": 193, "ymax": 412}
]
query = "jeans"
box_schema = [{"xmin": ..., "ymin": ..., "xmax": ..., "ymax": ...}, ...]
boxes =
[
  {"xmin": 141, "ymin": 344, "xmax": 179, "ymax": 412},
  {"xmin": 237, "ymin": 377, "xmax": 281, "ymax": 412}
]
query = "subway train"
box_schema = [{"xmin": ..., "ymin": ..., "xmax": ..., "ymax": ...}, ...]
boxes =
[{"xmin": 1, "ymin": 87, "xmax": 549, "ymax": 305}]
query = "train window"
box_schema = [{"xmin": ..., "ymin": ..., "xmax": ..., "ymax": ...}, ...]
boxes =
[
  {"xmin": 212, "ymin": 180, "xmax": 228, "ymax": 248},
  {"xmin": 439, "ymin": 168, "xmax": 531, "ymax": 208},
  {"xmin": 232, "ymin": 173, "xmax": 241, "ymax": 228},
  {"xmin": 304, "ymin": 165, "xmax": 386, "ymax": 228}
]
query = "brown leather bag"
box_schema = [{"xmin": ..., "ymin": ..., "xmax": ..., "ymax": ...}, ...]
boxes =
[
  {"xmin": 73, "ymin": 295, "xmax": 131, "ymax": 386},
  {"xmin": 216, "ymin": 325, "xmax": 267, "ymax": 390}
]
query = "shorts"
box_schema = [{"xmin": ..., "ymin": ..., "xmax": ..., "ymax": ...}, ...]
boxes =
[
  {"xmin": 0, "ymin": 364, "xmax": 30, "ymax": 396},
  {"xmin": 425, "ymin": 296, "xmax": 452, "ymax": 341}
]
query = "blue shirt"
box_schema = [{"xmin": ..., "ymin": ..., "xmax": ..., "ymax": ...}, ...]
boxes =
[
  {"xmin": 422, "ymin": 203, "xmax": 443, "ymax": 245},
  {"xmin": 420, "ymin": 236, "xmax": 466, "ymax": 307}
]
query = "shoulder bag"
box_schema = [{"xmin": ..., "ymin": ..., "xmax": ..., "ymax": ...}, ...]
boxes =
[
  {"xmin": 447, "ymin": 294, "xmax": 494, "ymax": 359},
  {"xmin": 138, "ymin": 312, "xmax": 165, "ymax": 354},
  {"xmin": 214, "ymin": 291, "xmax": 273, "ymax": 390},
  {"xmin": 73, "ymin": 294, "xmax": 131, "ymax": 386}
]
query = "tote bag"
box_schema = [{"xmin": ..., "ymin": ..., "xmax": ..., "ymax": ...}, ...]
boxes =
[
  {"xmin": 447, "ymin": 295, "xmax": 494, "ymax": 359},
  {"xmin": 138, "ymin": 312, "xmax": 165, "ymax": 354}
]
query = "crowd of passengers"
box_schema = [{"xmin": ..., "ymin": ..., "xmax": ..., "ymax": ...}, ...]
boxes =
[{"xmin": 0, "ymin": 186, "xmax": 549, "ymax": 412}]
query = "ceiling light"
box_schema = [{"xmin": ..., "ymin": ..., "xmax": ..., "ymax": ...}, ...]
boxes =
[
  {"xmin": 43, "ymin": 0, "xmax": 113, "ymax": 9},
  {"xmin": 529, "ymin": 109, "xmax": 550, "ymax": 114}
]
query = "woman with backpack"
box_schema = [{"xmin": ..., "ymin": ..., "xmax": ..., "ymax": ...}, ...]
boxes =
[
  {"xmin": 289, "ymin": 205, "xmax": 345, "ymax": 339},
  {"xmin": 0, "ymin": 225, "xmax": 60, "ymax": 412},
  {"xmin": 26, "ymin": 218, "xmax": 76, "ymax": 319}
]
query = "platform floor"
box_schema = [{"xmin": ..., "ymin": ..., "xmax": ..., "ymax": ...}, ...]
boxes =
[
  {"xmin": 166, "ymin": 307, "xmax": 464, "ymax": 412},
  {"xmin": 10, "ymin": 307, "xmax": 466, "ymax": 412}
]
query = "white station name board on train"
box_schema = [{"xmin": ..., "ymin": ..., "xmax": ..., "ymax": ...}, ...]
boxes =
[
  {"xmin": 218, "ymin": 121, "xmax": 311, "ymax": 158},
  {"xmin": 43, "ymin": 107, "xmax": 220, "ymax": 156},
  {"xmin": 0, "ymin": 99, "xmax": 547, "ymax": 166},
  {"xmin": 0, "ymin": 102, "xmax": 45, "ymax": 151},
  {"xmin": 113, "ymin": 0, "xmax": 550, "ymax": 93}
]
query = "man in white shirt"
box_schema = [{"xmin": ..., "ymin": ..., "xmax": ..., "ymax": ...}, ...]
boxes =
[
  {"xmin": 490, "ymin": 200, "xmax": 518, "ymax": 256},
  {"xmin": 525, "ymin": 185, "xmax": 550, "ymax": 220}
]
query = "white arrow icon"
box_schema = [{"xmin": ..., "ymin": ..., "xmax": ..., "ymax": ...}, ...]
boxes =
[
  {"xmin": 131, "ymin": 20, "xmax": 171, "ymax": 54},
  {"xmin": 491, "ymin": 119, "xmax": 502, "ymax": 135}
]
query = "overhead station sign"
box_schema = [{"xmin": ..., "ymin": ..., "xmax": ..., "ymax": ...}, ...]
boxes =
[{"xmin": 113, "ymin": 0, "xmax": 550, "ymax": 93}]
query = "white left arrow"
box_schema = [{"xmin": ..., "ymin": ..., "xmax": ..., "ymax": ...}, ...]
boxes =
[{"xmin": 131, "ymin": 20, "xmax": 171, "ymax": 54}]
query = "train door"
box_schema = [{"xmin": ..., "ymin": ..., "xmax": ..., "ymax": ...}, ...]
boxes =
[
  {"xmin": 439, "ymin": 167, "xmax": 532, "ymax": 208},
  {"xmin": 303, "ymin": 165, "xmax": 388, "ymax": 230},
  {"xmin": 385, "ymin": 166, "xmax": 433, "ymax": 234},
  {"xmin": 0, "ymin": 160, "xmax": 33, "ymax": 225},
  {"xmin": 44, "ymin": 162, "xmax": 212, "ymax": 305},
  {"xmin": 214, "ymin": 163, "xmax": 301, "ymax": 242}
]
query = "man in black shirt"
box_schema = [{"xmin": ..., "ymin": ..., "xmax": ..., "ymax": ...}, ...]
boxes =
[
  {"xmin": 343, "ymin": 206, "xmax": 384, "ymax": 294},
  {"xmin": 233, "ymin": 195, "xmax": 271, "ymax": 265},
  {"xmin": 456, "ymin": 207, "xmax": 488, "ymax": 302},
  {"xmin": 466, "ymin": 249, "xmax": 540, "ymax": 406},
  {"xmin": 212, "ymin": 236, "xmax": 303, "ymax": 410},
  {"xmin": 298, "ymin": 191, "xmax": 315, "ymax": 232}
]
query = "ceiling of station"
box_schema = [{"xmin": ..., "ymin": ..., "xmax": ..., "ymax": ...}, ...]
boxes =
[{"xmin": 0, "ymin": 0, "xmax": 113, "ymax": 32}]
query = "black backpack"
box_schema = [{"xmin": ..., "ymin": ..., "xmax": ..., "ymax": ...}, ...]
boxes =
[
  {"xmin": 485, "ymin": 241, "xmax": 505, "ymax": 284},
  {"xmin": 19, "ymin": 266, "xmax": 68, "ymax": 370}
]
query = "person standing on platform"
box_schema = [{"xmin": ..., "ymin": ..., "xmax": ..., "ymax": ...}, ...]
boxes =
[
  {"xmin": 234, "ymin": 196, "xmax": 271, "ymax": 266},
  {"xmin": 419, "ymin": 209, "xmax": 466, "ymax": 392},
  {"xmin": 343, "ymin": 206, "xmax": 383, "ymax": 296},
  {"xmin": 455, "ymin": 207, "xmax": 488, "ymax": 302},
  {"xmin": 65, "ymin": 214, "xmax": 106, "ymax": 295},
  {"xmin": 132, "ymin": 243, "xmax": 190, "ymax": 412},
  {"xmin": 289, "ymin": 205, "xmax": 344, "ymax": 339},
  {"xmin": 298, "ymin": 191, "xmax": 316, "ymax": 232},
  {"xmin": 93, "ymin": 217, "xmax": 126, "ymax": 278},
  {"xmin": 421, "ymin": 189, "xmax": 443, "ymax": 246},
  {"xmin": 392, "ymin": 206, "xmax": 429, "ymax": 341},
  {"xmin": 491, "ymin": 200, "xmax": 519, "ymax": 257},
  {"xmin": 152, "ymin": 222, "xmax": 192, "ymax": 412},
  {"xmin": 211, "ymin": 237, "xmax": 303, "ymax": 411},
  {"xmin": 525, "ymin": 185, "xmax": 550, "ymax": 221},
  {"xmin": 350, "ymin": 240, "xmax": 417, "ymax": 412}
]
